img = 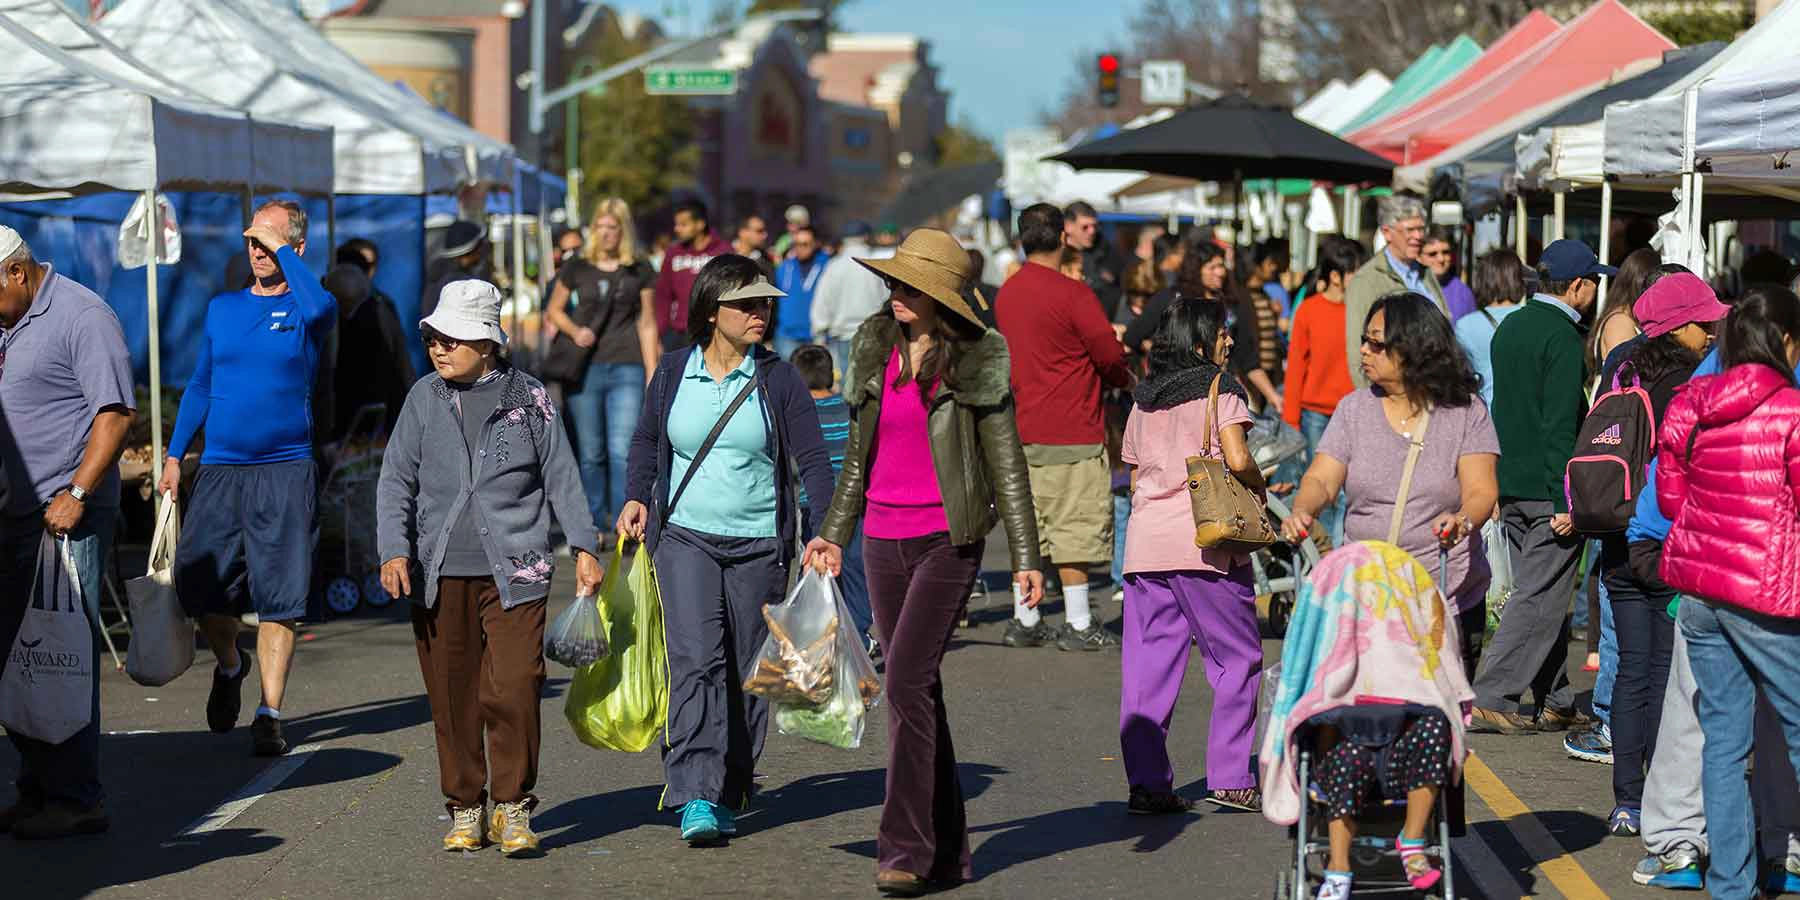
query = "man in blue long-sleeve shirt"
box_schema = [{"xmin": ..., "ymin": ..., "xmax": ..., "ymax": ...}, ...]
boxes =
[{"xmin": 158, "ymin": 200, "xmax": 335, "ymax": 757}]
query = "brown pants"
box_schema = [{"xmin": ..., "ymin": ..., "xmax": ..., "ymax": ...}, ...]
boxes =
[{"xmin": 412, "ymin": 577, "xmax": 547, "ymax": 811}]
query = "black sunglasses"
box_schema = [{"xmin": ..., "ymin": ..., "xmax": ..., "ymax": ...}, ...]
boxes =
[
  {"xmin": 1360, "ymin": 334, "xmax": 1390, "ymax": 354},
  {"xmin": 422, "ymin": 327, "xmax": 465, "ymax": 351},
  {"xmin": 718, "ymin": 297, "xmax": 773, "ymax": 312},
  {"xmin": 880, "ymin": 275, "xmax": 923, "ymax": 297}
]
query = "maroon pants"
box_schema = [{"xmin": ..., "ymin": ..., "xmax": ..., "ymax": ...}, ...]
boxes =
[
  {"xmin": 412, "ymin": 577, "xmax": 547, "ymax": 811},
  {"xmin": 864, "ymin": 532, "xmax": 984, "ymax": 882}
]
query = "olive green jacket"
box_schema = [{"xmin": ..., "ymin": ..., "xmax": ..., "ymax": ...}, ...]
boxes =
[{"xmin": 818, "ymin": 316, "xmax": 1042, "ymax": 572}]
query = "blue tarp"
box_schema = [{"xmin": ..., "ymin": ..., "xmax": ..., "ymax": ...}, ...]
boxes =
[{"xmin": 0, "ymin": 191, "xmax": 426, "ymax": 388}]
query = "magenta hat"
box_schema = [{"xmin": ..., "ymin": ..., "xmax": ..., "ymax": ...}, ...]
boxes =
[{"xmin": 1633, "ymin": 272, "xmax": 1729, "ymax": 338}]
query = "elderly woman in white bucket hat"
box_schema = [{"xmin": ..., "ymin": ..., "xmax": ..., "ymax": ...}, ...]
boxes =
[
  {"xmin": 801, "ymin": 228, "xmax": 1043, "ymax": 895},
  {"xmin": 376, "ymin": 279, "xmax": 601, "ymax": 857}
]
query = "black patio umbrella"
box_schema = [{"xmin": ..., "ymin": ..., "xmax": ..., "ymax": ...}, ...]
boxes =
[{"xmin": 1049, "ymin": 94, "xmax": 1395, "ymax": 185}]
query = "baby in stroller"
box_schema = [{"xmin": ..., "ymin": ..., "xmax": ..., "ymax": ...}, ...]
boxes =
[{"xmin": 1259, "ymin": 541, "xmax": 1476, "ymax": 900}]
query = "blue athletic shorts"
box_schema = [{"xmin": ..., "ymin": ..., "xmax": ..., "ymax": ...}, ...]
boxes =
[{"xmin": 175, "ymin": 459, "xmax": 317, "ymax": 622}]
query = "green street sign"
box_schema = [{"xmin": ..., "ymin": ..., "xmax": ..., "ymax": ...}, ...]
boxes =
[{"xmin": 644, "ymin": 67, "xmax": 738, "ymax": 95}]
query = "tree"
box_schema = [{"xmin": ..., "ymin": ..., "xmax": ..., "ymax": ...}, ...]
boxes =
[
  {"xmin": 936, "ymin": 120, "xmax": 999, "ymax": 167},
  {"xmin": 1642, "ymin": 7, "xmax": 1750, "ymax": 46},
  {"xmin": 571, "ymin": 13, "xmax": 700, "ymax": 220}
]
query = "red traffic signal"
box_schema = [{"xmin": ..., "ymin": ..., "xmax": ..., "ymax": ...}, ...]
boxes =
[{"xmin": 1097, "ymin": 53, "xmax": 1121, "ymax": 107}]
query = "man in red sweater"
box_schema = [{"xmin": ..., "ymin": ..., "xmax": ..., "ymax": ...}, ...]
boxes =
[
  {"xmin": 652, "ymin": 199, "xmax": 731, "ymax": 351},
  {"xmin": 995, "ymin": 203, "xmax": 1135, "ymax": 651}
]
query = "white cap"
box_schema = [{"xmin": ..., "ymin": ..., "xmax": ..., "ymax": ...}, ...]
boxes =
[
  {"xmin": 421, "ymin": 279, "xmax": 507, "ymax": 346},
  {"xmin": 0, "ymin": 225, "xmax": 21, "ymax": 261}
]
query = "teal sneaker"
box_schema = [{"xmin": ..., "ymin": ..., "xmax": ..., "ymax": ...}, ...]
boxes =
[
  {"xmin": 1633, "ymin": 843, "xmax": 1703, "ymax": 890},
  {"xmin": 679, "ymin": 799, "xmax": 721, "ymax": 844},
  {"xmin": 716, "ymin": 804, "xmax": 737, "ymax": 836}
]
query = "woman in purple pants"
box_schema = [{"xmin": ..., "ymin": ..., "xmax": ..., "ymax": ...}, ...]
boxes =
[{"xmin": 1119, "ymin": 299, "xmax": 1268, "ymax": 813}]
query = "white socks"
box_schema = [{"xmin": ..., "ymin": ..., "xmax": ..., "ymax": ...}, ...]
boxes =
[
  {"xmin": 1013, "ymin": 584, "xmax": 1042, "ymax": 628},
  {"xmin": 256, "ymin": 706, "xmax": 280, "ymax": 721},
  {"xmin": 218, "ymin": 658, "xmax": 242, "ymax": 679},
  {"xmin": 1064, "ymin": 582, "xmax": 1093, "ymax": 631}
]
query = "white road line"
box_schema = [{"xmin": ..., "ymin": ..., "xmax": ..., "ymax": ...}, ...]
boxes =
[{"xmin": 164, "ymin": 743, "xmax": 321, "ymax": 845}]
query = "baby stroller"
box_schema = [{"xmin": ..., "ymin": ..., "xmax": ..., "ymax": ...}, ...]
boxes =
[
  {"xmin": 317, "ymin": 403, "xmax": 390, "ymax": 615},
  {"xmin": 1260, "ymin": 542, "xmax": 1476, "ymax": 900}
]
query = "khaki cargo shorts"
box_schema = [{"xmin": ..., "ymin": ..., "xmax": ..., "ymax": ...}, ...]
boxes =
[{"xmin": 1026, "ymin": 454, "xmax": 1114, "ymax": 565}]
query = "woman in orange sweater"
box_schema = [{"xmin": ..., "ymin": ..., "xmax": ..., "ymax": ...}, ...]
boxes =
[{"xmin": 1282, "ymin": 237, "xmax": 1367, "ymax": 546}]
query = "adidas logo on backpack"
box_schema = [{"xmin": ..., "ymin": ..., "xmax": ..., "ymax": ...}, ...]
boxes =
[{"xmin": 1565, "ymin": 375, "xmax": 1655, "ymax": 534}]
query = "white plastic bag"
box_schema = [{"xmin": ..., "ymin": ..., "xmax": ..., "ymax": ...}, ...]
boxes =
[
  {"xmin": 545, "ymin": 592, "xmax": 608, "ymax": 668},
  {"xmin": 126, "ymin": 494, "xmax": 194, "ymax": 687},
  {"xmin": 749, "ymin": 570, "xmax": 884, "ymax": 750},
  {"xmin": 0, "ymin": 534, "xmax": 95, "ymax": 743}
]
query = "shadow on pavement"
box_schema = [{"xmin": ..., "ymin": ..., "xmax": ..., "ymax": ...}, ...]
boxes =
[
  {"xmin": 965, "ymin": 799, "xmax": 1201, "ymax": 877},
  {"xmin": 748, "ymin": 763, "xmax": 1002, "ymax": 836},
  {"xmin": 286, "ymin": 695, "xmax": 433, "ymax": 743},
  {"xmin": 535, "ymin": 783, "xmax": 668, "ymax": 849},
  {"xmin": 1464, "ymin": 818, "xmax": 1543, "ymax": 896},
  {"xmin": 0, "ymin": 733, "xmax": 402, "ymax": 895}
]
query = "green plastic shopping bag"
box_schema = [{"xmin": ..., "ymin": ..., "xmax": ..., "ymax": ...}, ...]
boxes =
[{"xmin": 565, "ymin": 542, "xmax": 668, "ymax": 752}]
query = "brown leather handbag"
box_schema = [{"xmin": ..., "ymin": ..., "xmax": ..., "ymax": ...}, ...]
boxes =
[{"xmin": 1186, "ymin": 373, "xmax": 1276, "ymax": 554}]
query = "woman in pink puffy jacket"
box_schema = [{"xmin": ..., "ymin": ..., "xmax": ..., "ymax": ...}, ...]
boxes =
[{"xmin": 1656, "ymin": 285, "xmax": 1800, "ymax": 900}]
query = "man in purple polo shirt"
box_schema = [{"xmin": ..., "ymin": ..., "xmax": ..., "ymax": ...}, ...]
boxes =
[{"xmin": 0, "ymin": 225, "xmax": 135, "ymax": 840}]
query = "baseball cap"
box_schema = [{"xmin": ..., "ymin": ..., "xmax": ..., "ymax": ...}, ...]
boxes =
[
  {"xmin": 1633, "ymin": 272, "xmax": 1729, "ymax": 338},
  {"xmin": 1540, "ymin": 239, "xmax": 1618, "ymax": 281}
]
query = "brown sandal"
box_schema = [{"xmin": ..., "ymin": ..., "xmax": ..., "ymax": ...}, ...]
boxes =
[{"xmin": 876, "ymin": 869, "xmax": 929, "ymax": 897}]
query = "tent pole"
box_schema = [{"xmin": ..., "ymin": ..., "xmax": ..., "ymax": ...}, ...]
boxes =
[
  {"xmin": 512, "ymin": 197, "xmax": 525, "ymax": 357},
  {"xmin": 326, "ymin": 194, "xmax": 337, "ymax": 259},
  {"xmin": 1690, "ymin": 171, "xmax": 1706, "ymax": 274},
  {"xmin": 1597, "ymin": 180, "xmax": 1614, "ymax": 313},
  {"xmin": 144, "ymin": 188, "xmax": 164, "ymax": 486},
  {"xmin": 1553, "ymin": 189, "xmax": 1566, "ymax": 241},
  {"xmin": 1515, "ymin": 194, "xmax": 1527, "ymax": 259},
  {"xmin": 241, "ymin": 189, "xmax": 253, "ymax": 230}
]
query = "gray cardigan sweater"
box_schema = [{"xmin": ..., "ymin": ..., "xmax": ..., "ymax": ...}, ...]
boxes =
[{"xmin": 376, "ymin": 366, "xmax": 599, "ymax": 610}]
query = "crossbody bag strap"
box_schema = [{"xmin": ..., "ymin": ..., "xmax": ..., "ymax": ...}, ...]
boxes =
[
  {"xmin": 1388, "ymin": 406, "xmax": 1432, "ymax": 546},
  {"xmin": 1480, "ymin": 308, "xmax": 1498, "ymax": 328},
  {"xmin": 663, "ymin": 374, "xmax": 760, "ymax": 526},
  {"xmin": 1202, "ymin": 372, "xmax": 1222, "ymax": 457}
]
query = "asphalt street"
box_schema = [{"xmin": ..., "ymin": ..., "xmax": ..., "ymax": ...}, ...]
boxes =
[{"xmin": 0, "ymin": 541, "xmax": 1657, "ymax": 899}]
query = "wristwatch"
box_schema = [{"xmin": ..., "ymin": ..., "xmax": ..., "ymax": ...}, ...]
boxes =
[{"xmin": 66, "ymin": 484, "xmax": 89, "ymax": 503}]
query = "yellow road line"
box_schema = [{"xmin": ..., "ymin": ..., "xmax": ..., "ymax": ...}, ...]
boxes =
[{"xmin": 1463, "ymin": 750, "xmax": 1609, "ymax": 900}]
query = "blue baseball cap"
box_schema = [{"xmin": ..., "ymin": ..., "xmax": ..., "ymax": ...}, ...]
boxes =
[{"xmin": 1540, "ymin": 239, "xmax": 1618, "ymax": 281}]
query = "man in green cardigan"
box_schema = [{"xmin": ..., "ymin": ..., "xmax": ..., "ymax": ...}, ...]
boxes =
[{"xmin": 1471, "ymin": 239, "xmax": 1613, "ymax": 735}]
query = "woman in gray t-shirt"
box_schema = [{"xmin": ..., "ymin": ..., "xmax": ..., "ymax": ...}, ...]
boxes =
[{"xmin": 1281, "ymin": 292, "xmax": 1500, "ymax": 670}]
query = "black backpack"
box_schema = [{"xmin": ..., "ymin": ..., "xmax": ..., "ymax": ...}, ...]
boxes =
[{"xmin": 1565, "ymin": 366, "xmax": 1656, "ymax": 533}]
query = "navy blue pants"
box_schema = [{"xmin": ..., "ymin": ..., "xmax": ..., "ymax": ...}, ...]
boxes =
[
  {"xmin": 0, "ymin": 508, "xmax": 115, "ymax": 809},
  {"xmin": 653, "ymin": 524, "xmax": 784, "ymax": 810},
  {"xmin": 176, "ymin": 460, "xmax": 316, "ymax": 622}
]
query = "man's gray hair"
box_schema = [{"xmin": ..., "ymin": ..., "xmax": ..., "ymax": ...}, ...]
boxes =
[
  {"xmin": 2, "ymin": 242, "xmax": 32, "ymax": 269},
  {"xmin": 256, "ymin": 199, "xmax": 308, "ymax": 246},
  {"xmin": 1378, "ymin": 195, "xmax": 1427, "ymax": 229}
]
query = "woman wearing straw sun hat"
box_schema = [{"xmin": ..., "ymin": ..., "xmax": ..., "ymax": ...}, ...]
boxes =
[{"xmin": 802, "ymin": 228, "xmax": 1043, "ymax": 896}]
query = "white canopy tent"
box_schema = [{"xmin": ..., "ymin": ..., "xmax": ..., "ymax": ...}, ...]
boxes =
[
  {"xmin": 0, "ymin": 2, "xmax": 334, "ymax": 473},
  {"xmin": 221, "ymin": 0, "xmax": 514, "ymax": 191},
  {"xmin": 1300, "ymin": 70, "xmax": 1392, "ymax": 135},
  {"xmin": 1600, "ymin": 0, "xmax": 1800, "ymax": 272},
  {"xmin": 100, "ymin": 0, "xmax": 481, "ymax": 195}
]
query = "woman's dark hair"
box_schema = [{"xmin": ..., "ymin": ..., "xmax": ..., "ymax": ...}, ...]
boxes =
[
  {"xmin": 686, "ymin": 253, "xmax": 767, "ymax": 346},
  {"xmin": 1424, "ymin": 225, "xmax": 1461, "ymax": 280},
  {"xmin": 1175, "ymin": 241, "xmax": 1228, "ymax": 299},
  {"xmin": 1313, "ymin": 236, "xmax": 1368, "ymax": 295},
  {"xmin": 1366, "ymin": 291, "xmax": 1480, "ymax": 408},
  {"xmin": 335, "ymin": 238, "xmax": 379, "ymax": 274},
  {"xmin": 1470, "ymin": 249, "xmax": 1528, "ymax": 309},
  {"xmin": 1146, "ymin": 296, "xmax": 1231, "ymax": 381},
  {"xmin": 1606, "ymin": 249, "xmax": 1664, "ymax": 317},
  {"xmin": 1624, "ymin": 333, "xmax": 1703, "ymax": 388},
  {"xmin": 1719, "ymin": 285, "xmax": 1800, "ymax": 386}
]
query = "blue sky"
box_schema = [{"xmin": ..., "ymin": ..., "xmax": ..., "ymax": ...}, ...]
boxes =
[{"xmin": 610, "ymin": 0, "xmax": 1098, "ymax": 140}]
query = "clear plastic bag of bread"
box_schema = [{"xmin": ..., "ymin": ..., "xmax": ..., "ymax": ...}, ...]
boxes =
[{"xmin": 743, "ymin": 567, "xmax": 883, "ymax": 713}]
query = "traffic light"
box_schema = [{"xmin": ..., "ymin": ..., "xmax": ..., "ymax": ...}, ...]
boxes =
[{"xmin": 1097, "ymin": 53, "xmax": 1120, "ymax": 108}]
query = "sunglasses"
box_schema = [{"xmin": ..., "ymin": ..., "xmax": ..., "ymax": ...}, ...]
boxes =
[
  {"xmin": 422, "ymin": 328, "xmax": 466, "ymax": 351},
  {"xmin": 1361, "ymin": 334, "xmax": 1391, "ymax": 354},
  {"xmin": 880, "ymin": 275, "xmax": 923, "ymax": 297},
  {"xmin": 718, "ymin": 297, "xmax": 772, "ymax": 313}
]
